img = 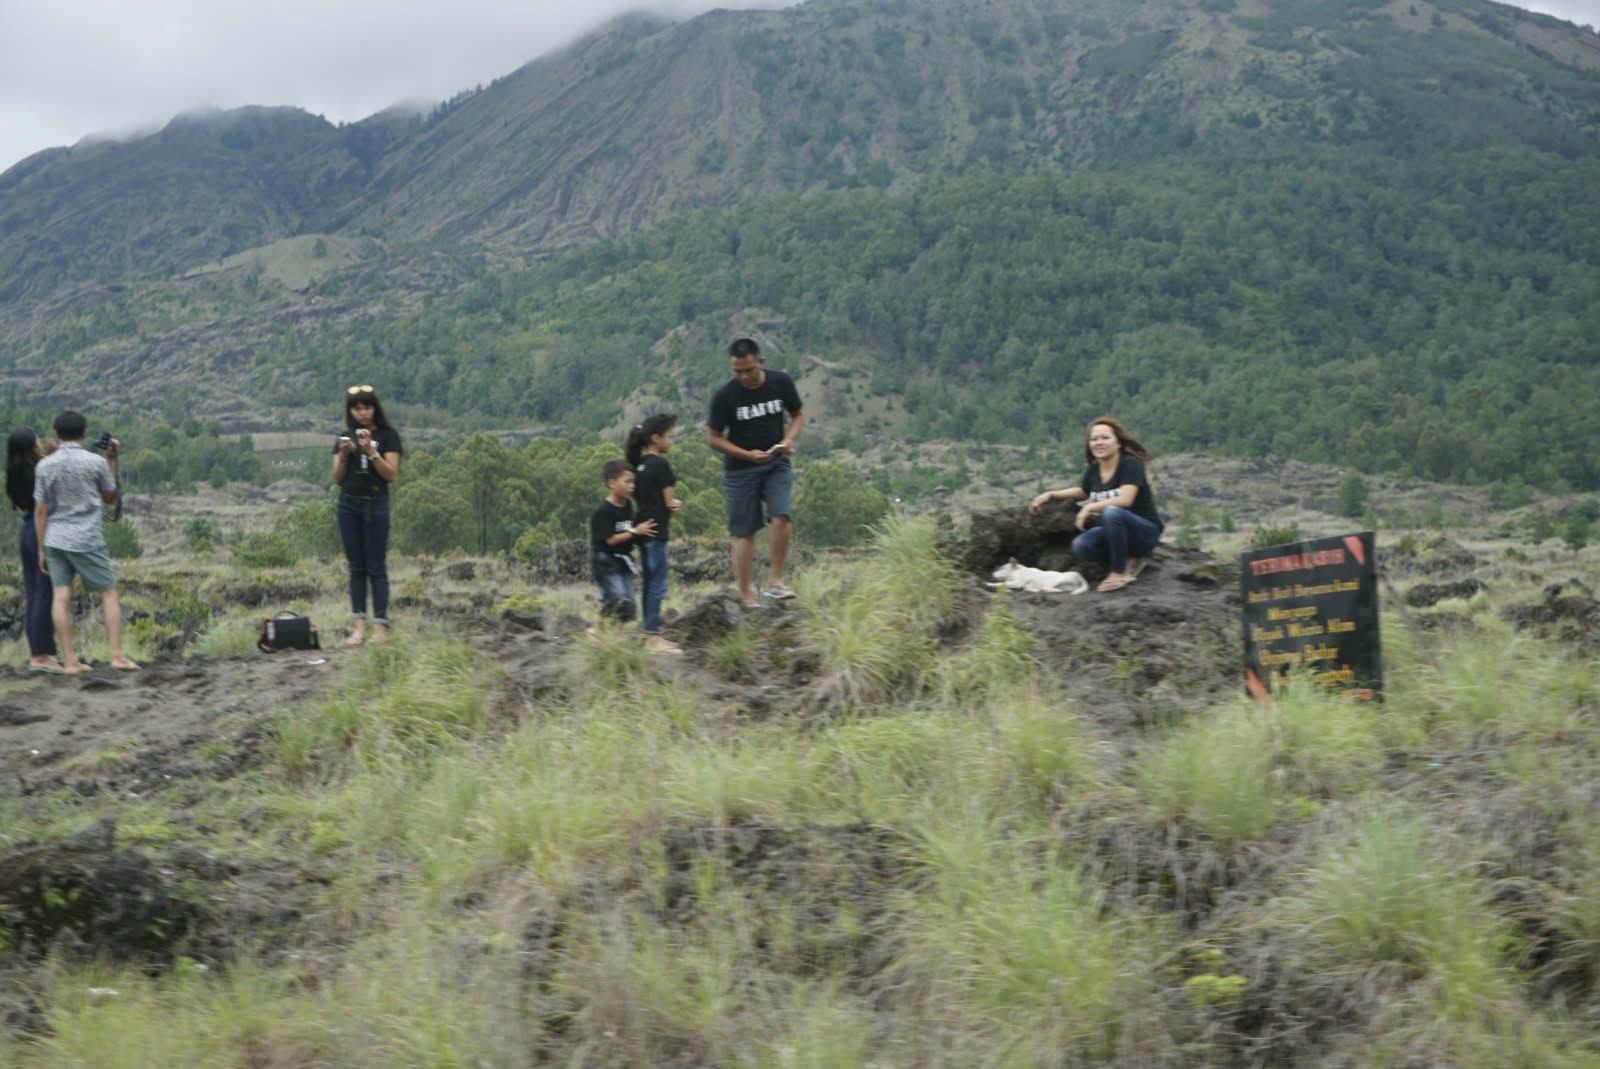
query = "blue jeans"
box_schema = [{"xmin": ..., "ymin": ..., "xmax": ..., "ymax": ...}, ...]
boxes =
[
  {"xmin": 337, "ymin": 492, "xmax": 391, "ymax": 623},
  {"xmin": 592, "ymin": 552, "xmax": 637, "ymax": 622},
  {"xmin": 1071, "ymin": 507, "xmax": 1162, "ymax": 574},
  {"xmin": 18, "ymin": 515, "xmax": 56, "ymax": 659},
  {"xmin": 639, "ymin": 538, "xmax": 670, "ymax": 635}
]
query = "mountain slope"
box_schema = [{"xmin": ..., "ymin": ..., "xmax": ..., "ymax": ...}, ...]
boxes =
[
  {"xmin": 0, "ymin": 0, "xmax": 1598, "ymax": 490},
  {"xmin": 3, "ymin": 0, "xmax": 1597, "ymax": 319}
]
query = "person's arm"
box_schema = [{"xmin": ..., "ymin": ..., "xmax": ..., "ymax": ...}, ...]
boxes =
[
  {"xmin": 773, "ymin": 410, "xmax": 805, "ymax": 455},
  {"xmin": 1029, "ymin": 486, "xmax": 1088, "ymax": 513},
  {"xmin": 99, "ymin": 446, "xmax": 119, "ymax": 505},
  {"xmin": 33, "ymin": 501, "xmax": 48, "ymax": 573},
  {"xmin": 707, "ymin": 426, "xmax": 774, "ymax": 464},
  {"xmin": 606, "ymin": 519, "xmax": 657, "ymax": 545},
  {"xmin": 663, "ymin": 485, "xmax": 681, "ymax": 513},
  {"xmin": 1076, "ymin": 485, "xmax": 1139, "ymax": 518},
  {"xmin": 360, "ymin": 430, "xmax": 402, "ymax": 482},
  {"xmin": 332, "ymin": 438, "xmax": 353, "ymax": 484}
]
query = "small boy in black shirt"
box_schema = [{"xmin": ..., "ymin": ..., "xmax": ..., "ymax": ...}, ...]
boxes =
[{"xmin": 589, "ymin": 459, "xmax": 656, "ymax": 635}]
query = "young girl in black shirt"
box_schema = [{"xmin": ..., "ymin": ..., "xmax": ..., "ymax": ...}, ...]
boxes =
[
  {"xmin": 331, "ymin": 386, "xmax": 403, "ymax": 644},
  {"xmin": 626, "ymin": 413, "xmax": 684, "ymax": 654}
]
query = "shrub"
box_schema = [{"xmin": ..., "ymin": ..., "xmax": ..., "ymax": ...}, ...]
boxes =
[
  {"xmin": 793, "ymin": 462, "xmax": 892, "ymax": 547},
  {"xmin": 233, "ymin": 532, "xmax": 299, "ymax": 569},
  {"xmin": 273, "ymin": 494, "xmax": 342, "ymax": 558},
  {"xmin": 1250, "ymin": 521, "xmax": 1301, "ymax": 549},
  {"xmin": 103, "ymin": 519, "xmax": 143, "ymax": 560},
  {"xmin": 1339, "ymin": 472, "xmax": 1369, "ymax": 518},
  {"xmin": 183, "ymin": 516, "xmax": 220, "ymax": 553}
]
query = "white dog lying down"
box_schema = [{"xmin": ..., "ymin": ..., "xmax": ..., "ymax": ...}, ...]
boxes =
[{"xmin": 987, "ymin": 559, "xmax": 1089, "ymax": 595}]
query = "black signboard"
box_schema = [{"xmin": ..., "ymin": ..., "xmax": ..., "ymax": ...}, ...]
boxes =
[{"xmin": 1241, "ymin": 531, "xmax": 1381, "ymax": 701}]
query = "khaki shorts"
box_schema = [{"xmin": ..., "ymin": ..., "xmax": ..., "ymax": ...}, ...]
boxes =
[{"xmin": 44, "ymin": 546, "xmax": 116, "ymax": 593}]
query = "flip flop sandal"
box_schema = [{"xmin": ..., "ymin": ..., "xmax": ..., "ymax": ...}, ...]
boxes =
[
  {"xmin": 28, "ymin": 664, "xmax": 67, "ymax": 675},
  {"xmin": 1129, "ymin": 557, "xmax": 1150, "ymax": 579},
  {"xmin": 1097, "ymin": 577, "xmax": 1135, "ymax": 593},
  {"xmin": 763, "ymin": 584, "xmax": 797, "ymax": 600}
]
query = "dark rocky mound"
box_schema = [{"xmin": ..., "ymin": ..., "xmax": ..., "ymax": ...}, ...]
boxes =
[
  {"xmin": 957, "ymin": 504, "xmax": 1245, "ymax": 727},
  {"xmin": 1405, "ymin": 577, "xmax": 1489, "ymax": 607},
  {"xmin": 0, "ymin": 818, "xmax": 198, "ymax": 961},
  {"xmin": 1379, "ymin": 535, "xmax": 1480, "ymax": 577},
  {"xmin": 1503, "ymin": 583, "xmax": 1600, "ymax": 652}
]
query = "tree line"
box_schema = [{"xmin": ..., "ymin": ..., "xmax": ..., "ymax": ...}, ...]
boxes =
[{"xmin": 247, "ymin": 134, "xmax": 1600, "ymax": 491}]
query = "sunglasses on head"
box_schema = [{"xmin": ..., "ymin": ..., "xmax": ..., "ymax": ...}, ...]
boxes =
[{"xmin": 347, "ymin": 385, "xmax": 375, "ymax": 396}]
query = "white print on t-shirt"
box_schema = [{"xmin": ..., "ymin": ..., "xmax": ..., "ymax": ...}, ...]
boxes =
[
  {"xmin": 735, "ymin": 399, "xmax": 786, "ymax": 421},
  {"xmin": 615, "ymin": 520, "xmax": 634, "ymax": 533},
  {"xmin": 1089, "ymin": 488, "xmax": 1121, "ymax": 503}
]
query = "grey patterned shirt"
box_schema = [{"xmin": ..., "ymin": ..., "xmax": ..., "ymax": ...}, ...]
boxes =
[{"xmin": 33, "ymin": 442, "xmax": 115, "ymax": 552}]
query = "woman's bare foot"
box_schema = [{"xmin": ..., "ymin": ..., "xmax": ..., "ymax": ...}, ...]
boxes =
[
  {"xmin": 109, "ymin": 656, "xmax": 141, "ymax": 672},
  {"xmin": 61, "ymin": 661, "xmax": 88, "ymax": 675},
  {"xmin": 28, "ymin": 656, "xmax": 64, "ymax": 672},
  {"xmin": 371, "ymin": 623, "xmax": 390, "ymax": 644},
  {"xmin": 345, "ymin": 624, "xmax": 366, "ymax": 648},
  {"xmin": 644, "ymin": 635, "xmax": 683, "ymax": 655}
]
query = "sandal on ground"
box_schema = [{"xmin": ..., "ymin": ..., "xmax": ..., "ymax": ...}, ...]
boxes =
[
  {"xmin": 110, "ymin": 659, "xmax": 141, "ymax": 672},
  {"xmin": 762, "ymin": 584, "xmax": 797, "ymax": 600},
  {"xmin": 28, "ymin": 663, "xmax": 67, "ymax": 675},
  {"xmin": 645, "ymin": 636, "xmax": 684, "ymax": 656},
  {"xmin": 1096, "ymin": 576, "xmax": 1135, "ymax": 593},
  {"xmin": 344, "ymin": 634, "xmax": 365, "ymax": 648},
  {"xmin": 1129, "ymin": 557, "xmax": 1150, "ymax": 579}
]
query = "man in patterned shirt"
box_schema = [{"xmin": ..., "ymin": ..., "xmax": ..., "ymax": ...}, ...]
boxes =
[{"xmin": 33, "ymin": 411, "xmax": 139, "ymax": 673}]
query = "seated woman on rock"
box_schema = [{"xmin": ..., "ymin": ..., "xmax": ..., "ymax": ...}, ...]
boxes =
[{"xmin": 1029, "ymin": 416, "xmax": 1164, "ymax": 593}]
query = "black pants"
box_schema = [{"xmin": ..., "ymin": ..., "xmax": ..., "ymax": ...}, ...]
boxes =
[
  {"xmin": 18, "ymin": 515, "xmax": 56, "ymax": 658},
  {"xmin": 337, "ymin": 492, "xmax": 391, "ymax": 623}
]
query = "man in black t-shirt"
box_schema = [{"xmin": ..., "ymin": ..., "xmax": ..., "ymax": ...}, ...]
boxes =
[{"xmin": 707, "ymin": 338, "xmax": 805, "ymax": 607}]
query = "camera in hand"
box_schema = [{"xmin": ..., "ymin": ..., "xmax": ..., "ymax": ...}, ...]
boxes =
[{"xmin": 89, "ymin": 431, "xmax": 123, "ymax": 520}]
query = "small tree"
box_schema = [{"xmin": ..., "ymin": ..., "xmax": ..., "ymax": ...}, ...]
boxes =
[
  {"xmin": 793, "ymin": 463, "xmax": 892, "ymax": 547},
  {"xmin": 132, "ymin": 449, "xmax": 169, "ymax": 488},
  {"xmin": 1338, "ymin": 473, "xmax": 1369, "ymax": 518},
  {"xmin": 184, "ymin": 516, "xmax": 221, "ymax": 553},
  {"xmin": 104, "ymin": 519, "xmax": 143, "ymax": 560}
]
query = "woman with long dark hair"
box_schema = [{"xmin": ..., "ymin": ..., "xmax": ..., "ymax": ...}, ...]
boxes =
[
  {"xmin": 1029, "ymin": 415, "xmax": 1164, "ymax": 593},
  {"xmin": 6, "ymin": 428, "xmax": 62, "ymax": 671},
  {"xmin": 625, "ymin": 413, "xmax": 684, "ymax": 654},
  {"xmin": 331, "ymin": 386, "xmax": 403, "ymax": 645}
]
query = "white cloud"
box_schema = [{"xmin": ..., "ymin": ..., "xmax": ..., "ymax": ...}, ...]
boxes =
[
  {"xmin": 1, "ymin": 0, "xmax": 1597, "ymax": 174},
  {"xmin": 0, "ymin": 0, "xmax": 790, "ymax": 172}
]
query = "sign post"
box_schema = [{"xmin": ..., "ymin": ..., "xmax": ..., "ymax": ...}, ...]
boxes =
[{"xmin": 1241, "ymin": 532, "xmax": 1382, "ymax": 701}]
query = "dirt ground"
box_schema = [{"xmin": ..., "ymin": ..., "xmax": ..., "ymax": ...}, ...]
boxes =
[{"xmin": 0, "ymin": 650, "xmax": 348, "ymax": 798}]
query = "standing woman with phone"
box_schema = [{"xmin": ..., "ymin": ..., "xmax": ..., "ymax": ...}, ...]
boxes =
[{"xmin": 332, "ymin": 386, "xmax": 403, "ymax": 645}]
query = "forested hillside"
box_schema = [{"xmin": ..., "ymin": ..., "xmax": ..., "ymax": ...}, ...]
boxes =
[{"xmin": 1, "ymin": 0, "xmax": 1598, "ymax": 487}]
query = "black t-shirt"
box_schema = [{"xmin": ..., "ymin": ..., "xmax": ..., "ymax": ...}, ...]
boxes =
[
  {"xmin": 708, "ymin": 370, "xmax": 803, "ymax": 470},
  {"xmin": 334, "ymin": 426, "xmax": 404, "ymax": 496},
  {"xmin": 590, "ymin": 498, "xmax": 636, "ymax": 559},
  {"xmin": 634, "ymin": 454, "xmax": 676, "ymax": 541},
  {"xmin": 1080, "ymin": 454, "xmax": 1163, "ymax": 529}
]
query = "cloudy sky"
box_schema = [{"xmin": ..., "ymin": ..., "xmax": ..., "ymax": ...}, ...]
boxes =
[{"xmin": 2, "ymin": 0, "xmax": 1597, "ymax": 175}]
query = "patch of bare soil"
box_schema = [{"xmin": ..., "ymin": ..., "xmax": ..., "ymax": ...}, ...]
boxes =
[{"xmin": 0, "ymin": 650, "xmax": 347, "ymax": 799}]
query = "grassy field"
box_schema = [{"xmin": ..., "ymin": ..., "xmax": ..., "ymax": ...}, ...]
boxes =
[{"xmin": 1, "ymin": 504, "xmax": 1599, "ymax": 1066}]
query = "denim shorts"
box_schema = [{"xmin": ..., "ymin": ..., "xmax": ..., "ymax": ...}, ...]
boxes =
[{"xmin": 722, "ymin": 457, "xmax": 793, "ymax": 538}]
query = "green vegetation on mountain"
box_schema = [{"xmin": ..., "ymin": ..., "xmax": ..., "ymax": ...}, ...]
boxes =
[
  {"xmin": 244, "ymin": 137, "xmax": 1600, "ymax": 489},
  {"xmin": 2, "ymin": 0, "xmax": 1599, "ymax": 489}
]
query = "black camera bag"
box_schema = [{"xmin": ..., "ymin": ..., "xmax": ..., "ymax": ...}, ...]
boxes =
[{"xmin": 258, "ymin": 613, "xmax": 320, "ymax": 653}]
